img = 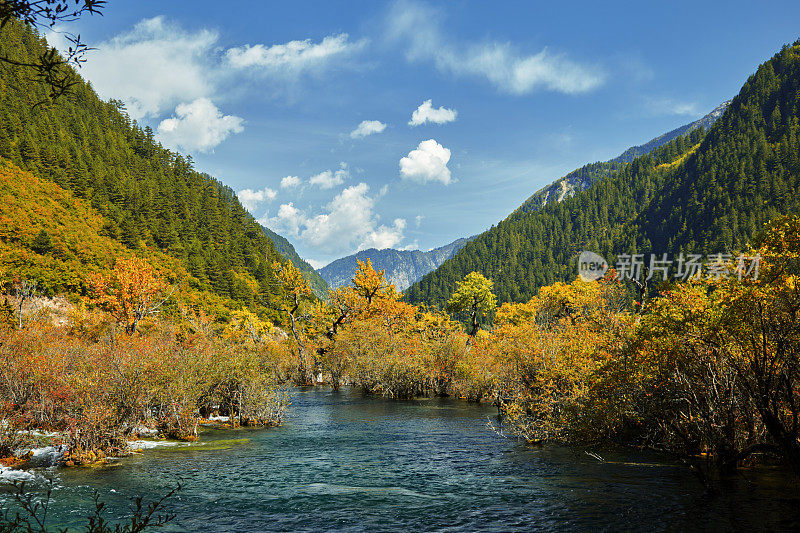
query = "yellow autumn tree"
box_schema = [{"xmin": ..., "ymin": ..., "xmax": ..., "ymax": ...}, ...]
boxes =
[
  {"xmin": 485, "ymin": 276, "xmax": 631, "ymax": 442},
  {"xmin": 272, "ymin": 261, "xmax": 315, "ymax": 384}
]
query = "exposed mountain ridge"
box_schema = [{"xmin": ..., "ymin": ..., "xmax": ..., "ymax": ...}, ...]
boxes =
[
  {"xmin": 318, "ymin": 237, "xmax": 473, "ymax": 291},
  {"xmin": 517, "ymin": 100, "xmax": 731, "ymax": 215},
  {"xmin": 613, "ymin": 100, "xmax": 731, "ymax": 163}
]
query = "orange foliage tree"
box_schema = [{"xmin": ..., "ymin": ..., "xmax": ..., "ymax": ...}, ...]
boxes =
[
  {"xmin": 89, "ymin": 256, "xmax": 175, "ymax": 334},
  {"xmin": 477, "ymin": 275, "xmax": 632, "ymax": 442},
  {"xmin": 626, "ymin": 215, "xmax": 800, "ymax": 477},
  {"xmin": 314, "ymin": 259, "xmax": 467, "ymax": 397}
]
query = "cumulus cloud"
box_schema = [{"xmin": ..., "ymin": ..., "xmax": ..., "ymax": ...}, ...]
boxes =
[
  {"xmin": 409, "ymin": 100, "xmax": 457, "ymax": 126},
  {"xmin": 301, "ymin": 183, "xmax": 372, "ymax": 248},
  {"xmin": 309, "ymin": 163, "xmax": 349, "ymax": 189},
  {"xmin": 399, "ymin": 139, "xmax": 452, "ymax": 185},
  {"xmin": 237, "ymin": 187, "xmax": 277, "ymax": 212},
  {"xmin": 361, "ymin": 219, "xmax": 407, "ymax": 250},
  {"xmin": 386, "ymin": 1, "xmax": 604, "ymax": 95},
  {"xmin": 47, "ymin": 17, "xmax": 368, "ymax": 120},
  {"xmin": 54, "ymin": 17, "xmax": 219, "ymax": 120},
  {"xmin": 280, "ymin": 175, "xmax": 302, "ymax": 188},
  {"xmin": 226, "ymin": 33, "xmax": 366, "ymax": 75},
  {"xmin": 350, "ymin": 120, "xmax": 387, "ymax": 138},
  {"xmin": 156, "ymin": 98, "xmax": 244, "ymax": 153},
  {"xmin": 415, "ymin": 214, "xmax": 425, "ymax": 227},
  {"xmin": 267, "ymin": 202, "xmax": 306, "ymax": 237},
  {"xmin": 266, "ymin": 183, "xmax": 407, "ymax": 254}
]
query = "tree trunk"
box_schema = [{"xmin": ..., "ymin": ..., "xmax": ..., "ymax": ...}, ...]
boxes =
[{"xmin": 469, "ymin": 309, "xmax": 479, "ymax": 336}]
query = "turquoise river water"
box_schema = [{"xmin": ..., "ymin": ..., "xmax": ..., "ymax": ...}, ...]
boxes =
[{"xmin": 2, "ymin": 387, "xmax": 800, "ymax": 531}]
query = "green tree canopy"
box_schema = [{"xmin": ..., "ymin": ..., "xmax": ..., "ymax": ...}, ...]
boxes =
[{"xmin": 446, "ymin": 272, "xmax": 497, "ymax": 335}]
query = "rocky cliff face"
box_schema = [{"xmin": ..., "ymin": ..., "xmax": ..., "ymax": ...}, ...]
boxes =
[
  {"xmin": 318, "ymin": 237, "xmax": 472, "ymax": 291},
  {"xmin": 612, "ymin": 100, "xmax": 731, "ymax": 163},
  {"xmin": 518, "ymin": 101, "xmax": 731, "ymax": 214}
]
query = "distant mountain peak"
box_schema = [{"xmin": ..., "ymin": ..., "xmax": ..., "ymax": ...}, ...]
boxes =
[{"xmin": 318, "ymin": 237, "xmax": 474, "ymax": 291}]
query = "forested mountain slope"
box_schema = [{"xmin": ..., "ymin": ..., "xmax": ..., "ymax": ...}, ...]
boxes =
[
  {"xmin": 0, "ymin": 20, "xmax": 287, "ymax": 314},
  {"xmin": 613, "ymin": 100, "xmax": 730, "ymax": 163},
  {"xmin": 636, "ymin": 46, "xmax": 800, "ymax": 254},
  {"xmin": 517, "ymin": 101, "xmax": 730, "ymax": 216},
  {"xmin": 405, "ymin": 40, "xmax": 800, "ymax": 309},
  {"xmin": 0, "ymin": 159, "xmax": 136, "ymax": 294},
  {"xmin": 318, "ymin": 237, "xmax": 471, "ymax": 291},
  {"xmin": 0, "ymin": 158, "xmax": 242, "ymax": 317},
  {"xmin": 262, "ymin": 226, "xmax": 329, "ymax": 298}
]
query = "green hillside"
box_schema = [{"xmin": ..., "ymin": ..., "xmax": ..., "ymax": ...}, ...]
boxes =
[
  {"xmin": 0, "ymin": 157, "xmax": 243, "ymax": 317},
  {"xmin": 262, "ymin": 226, "xmax": 329, "ymax": 298},
  {"xmin": 635, "ymin": 45, "xmax": 800, "ymax": 253},
  {"xmin": 0, "ymin": 20, "xmax": 288, "ymax": 315},
  {"xmin": 405, "ymin": 40, "xmax": 800, "ymax": 309}
]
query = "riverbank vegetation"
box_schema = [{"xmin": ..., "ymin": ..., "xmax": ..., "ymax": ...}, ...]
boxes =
[
  {"xmin": 0, "ymin": 320, "xmax": 289, "ymax": 465},
  {"xmin": 262, "ymin": 215, "xmax": 800, "ymax": 484},
  {"xmin": 2, "ymin": 215, "xmax": 799, "ymax": 483},
  {"xmin": 0, "ymin": 248, "xmax": 290, "ymax": 467}
]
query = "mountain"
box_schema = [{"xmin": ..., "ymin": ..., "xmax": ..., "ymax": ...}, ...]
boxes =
[
  {"xmin": 0, "ymin": 158, "xmax": 143, "ymax": 294},
  {"xmin": 0, "ymin": 156, "xmax": 243, "ymax": 315},
  {"xmin": 0, "ymin": 20, "xmax": 287, "ymax": 318},
  {"xmin": 405, "ymin": 40, "xmax": 800, "ymax": 309},
  {"xmin": 262, "ymin": 226, "xmax": 329, "ymax": 298},
  {"xmin": 318, "ymin": 237, "xmax": 472, "ymax": 291},
  {"xmin": 612, "ymin": 100, "xmax": 731, "ymax": 163},
  {"xmin": 517, "ymin": 101, "xmax": 731, "ymax": 215}
]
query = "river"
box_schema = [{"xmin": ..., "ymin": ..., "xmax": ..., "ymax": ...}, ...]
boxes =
[{"xmin": 2, "ymin": 387, "xmax": 799, "ymax": 531}]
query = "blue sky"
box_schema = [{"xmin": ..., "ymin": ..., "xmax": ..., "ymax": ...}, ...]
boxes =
[{"xmin": 48, "ymin": 0, "xmax": 800, "ymax": 267}]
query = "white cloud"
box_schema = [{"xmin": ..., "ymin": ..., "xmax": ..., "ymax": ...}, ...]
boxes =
[
  {"xmin": 415, "ymin": 214, "xmax": 425, "ymax": 227},
  {"xmin": 237, "ymin": 187, "xmax": 277, "ymax": 212},
  {"xmin": 309, "ymin": 163, "xmax": 349, "ymax": 189},
  {"xmin": 56, "ymin": 16, "xmax": 219, "ymax": 120},
  {"xmin": 156, "ymin": 98, "xmax": 244, "ymax": 153},
  {"xmin": 281, "ymin": 175, "xmax": 302, "ymax": 188},
  {"xmin": 358, "ymin": 218, "xmax": 406, "ymax": 250},
  {"xmin": 350, "ymin": 120, "xmax": 387, "ymax": 138},
  {"xmin": 47, "ymin": 18, "xmax": 368, "ymax": 120},
  {"xmin": 265, "ymin": 183, "xmax": 407, "ymax": 254},
  {"xmin": 305, "ymin": 258, "xmax": 328, "ymax": 270},
  {"xmin": 386, "ymin": 1, "xmax": 604, "ymax": 95},
  {"xmin": 409, "ymin": 100, "xmax": 457, "ymax": 126},
  {"xmin": 301, "ymin": 184, "xmax": 372, "ymax": 248},
  {"xmin": 645, "ymin": 97, "xmax": 700, "ymax": 117},
  {"xmin": 226, "ymin": 33, "xmax": 366, "ymax": 75},
  {"xmin": 268, "ymin": 202, "xmax": 306, "ymax": 237},
  {"xmin": 399, "ymin": 139, "xmax": 452, "ymax": 185},
  {"xmin": 360, "ymin": 219, "xmax": 407, "ymax": 250}
]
